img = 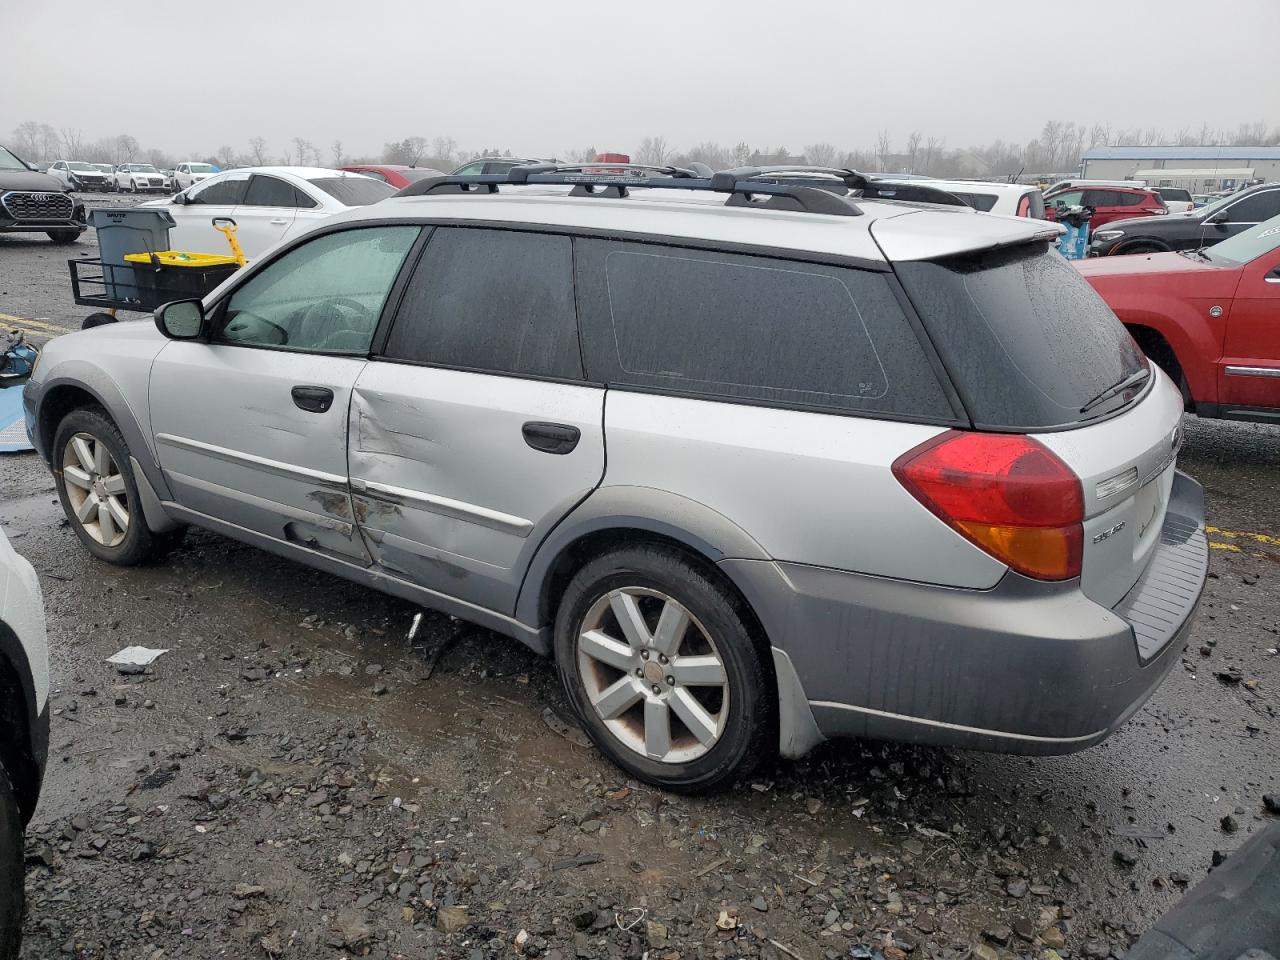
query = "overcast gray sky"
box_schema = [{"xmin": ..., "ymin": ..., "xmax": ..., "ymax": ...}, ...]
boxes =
[{"xmin": 8, "ymin": 0, "xmax": 1279, "ymax": 159}]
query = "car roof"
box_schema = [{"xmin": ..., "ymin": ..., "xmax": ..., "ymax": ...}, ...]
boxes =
[
  {"xmin": 211, "ymin": 165, "xmax": 364, "ymax": 181},
  {"xmin": 328, "ymin": 186, "xmax": 1059, "ymax": 262},
  {"xmin": 916, "ymin": 180, "xmax": 1033, "ymax": 195}
]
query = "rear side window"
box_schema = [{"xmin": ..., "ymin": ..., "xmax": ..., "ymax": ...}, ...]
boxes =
[
  {"xmin": 1157, "ymin": 188, "xmax": 1192, "ymax": 202},
  {"xmin": 950, "ymin": 192, "xmax": 999, "ymax": 212},
  {"xmin": 575, "ymin": 240, "xmax": 955, "ymax": 420},
  {"xmin": 243, "ymin": 175, "xmax": 303, "ymax": 208},
  {"xmin": 384, "ymin": 227, "xmax": 582, "ymax": 379},
  {"xmin": 896, "ymin": 243, "xmax": 1146, "ymax": 429}
]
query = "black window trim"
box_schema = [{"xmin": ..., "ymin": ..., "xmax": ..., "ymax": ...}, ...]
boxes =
[{"xmin": 200, "ymin": 213, "xmax": 970, "ymax": 428}]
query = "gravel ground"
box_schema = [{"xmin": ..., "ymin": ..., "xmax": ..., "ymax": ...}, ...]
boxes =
[{"xmin": 1, "ymin": 201, "xmax": 1279, "ymax": 960}]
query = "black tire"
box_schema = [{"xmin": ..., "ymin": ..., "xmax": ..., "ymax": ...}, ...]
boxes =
[
  {"xmin": 81, "ymin": 313, "xmax": 118, "ymax": 330},
  {"xmin": 45, "ymin": 230, "xmax": 79, "ymax": 244},
  {"xmin": 52, "ymin": 408, "xmax": 174, "ymax": 566},
  {"xmin": 553, "ymin": 544, "xmax": 775, "ymax": 793},
  {"xmin": 0, "ymin": 766, "xmax": 26, "ymax": 958},
  {"xmin": 1113, "ymin": 241, "xmax": 1166, "ymax": 256}
]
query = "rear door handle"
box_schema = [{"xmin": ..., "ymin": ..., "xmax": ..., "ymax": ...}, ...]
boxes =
[
  {"xmin": 291, "ymin": 385, "xmax": 334, "ymax": 413},
  {"xmin": 522, "ymin": 421, "xmax": 580, "ymax": 455},
  {"xmin": 270, "ymin": 218, "xmax": 288, "ymax": 225}
]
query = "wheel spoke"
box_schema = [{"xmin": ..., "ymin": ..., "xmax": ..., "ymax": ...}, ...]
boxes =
[
  {"xmin": 671, "ymin": 654, "xmax": 727, "ymax": 686},
  {"xmin": 101, "ymin": 473, "xmax": 126, "ymax": 496},
  {"xmin": 72, "ymin": 436, "xmax": 95, "ymax": 473},
  {"xmin": 93, "ymin": 439, "xmax": 111, "ymax": 476},
  {"xmin": 592, "ymin": 676, "xmax": 643, "ymax": 720},
  {"xmin": 650, "ymin": 601, "xmax": 690, "ymax": 658},
  {"xmin": 97, "ymin": 500, "xmax": 116, "ymax": 542},
  {"xmin": 579, "ymin": 629, "xmax": 636, "ymax": 671},
  {"xmin": 643, "ymin": 699, "xmax": 672, "ymax": 760},
  {"xmin": 75, "ymin": 492, "xmax": 99, "ymax": 523},
  {"xmin": 670, "ymin": 688, "xmax": 719, "ymax": 746},
  {"xmin": 106, "ymin": 495, "xmax": 129, "ymax": 532},
  {"xmin": 609, "ymin": 592, "xmax": 651, "ymax": 649},
  {"xmin": 63, "ymin": 465, "xmax": 93, "ymax": 490}
]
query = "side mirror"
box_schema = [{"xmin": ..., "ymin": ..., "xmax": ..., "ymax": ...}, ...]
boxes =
[
  {"xmin": 171, "ymin": 191, "xmax": 186, "ymax": 205},
  {"xmin": 154, "ymin": 299, "xmax": 205, "ymax": 340},
  {"xmin": 1207, "ymin": 212, "xmax": 1229, "ymax": 225}
]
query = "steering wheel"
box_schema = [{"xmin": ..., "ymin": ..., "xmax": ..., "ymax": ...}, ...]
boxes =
[
  {"xmin": 317, "ymin": 297, "xmax": 372, "ymax": 324},
  {"xmin": 223, "ymin": 310, "xmax": 289, "ymax": 345}
]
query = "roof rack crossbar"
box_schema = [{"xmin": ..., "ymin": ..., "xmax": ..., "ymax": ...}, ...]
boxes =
[{"xmin": 393, "ymin": 162, "xmax": 866, "ymax": 216}]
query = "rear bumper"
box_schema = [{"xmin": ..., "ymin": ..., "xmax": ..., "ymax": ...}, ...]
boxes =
[{"xmin": 725, "ymin": 471, "xmax": 1208, "ymax": 756}]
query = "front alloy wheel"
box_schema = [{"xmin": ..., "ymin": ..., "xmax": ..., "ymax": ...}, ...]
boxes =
[
  {"xmin": 61, "ymin": 432, "xmax": 129, "ymax": 547},
  {"xmin": 577, "ymin": 587, "xmax": 730, "ymax": 764}
]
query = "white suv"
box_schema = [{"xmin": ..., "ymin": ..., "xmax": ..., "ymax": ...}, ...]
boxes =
[
  {"xmin": 0, "ymin": 524, "xmax": 49, "ymax": 953},
  {"xmin": 173, "ymin": 161, "xmax": 219, "ymax": 191},
  {"xmin": 23, "ymin": 164, "xmax": 1207, "ymax": 791}
]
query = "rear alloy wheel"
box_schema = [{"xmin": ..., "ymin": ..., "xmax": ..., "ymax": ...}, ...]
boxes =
[
  {"xmin": 1115, "ymin": 242, "xmax": 1165, "ymax": 256},
  {"xmin": 555, "ymin": 545, "xmax": 774, "ymax": 792}
]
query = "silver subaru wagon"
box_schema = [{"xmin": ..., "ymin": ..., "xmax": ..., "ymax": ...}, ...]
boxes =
[{"xmin": 24, "ymin": 165, "xmax": 1208, "ymax": 791}]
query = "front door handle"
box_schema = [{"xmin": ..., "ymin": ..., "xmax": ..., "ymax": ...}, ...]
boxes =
[
  {"xmin": 270, "ymin": 218, "xmax": 288, "ymax": 225},
  {"xmin": 522, "ymin": 421, "xmax": 580, "ymax": 455},
  {"xmin": 291, "ymin": 385, "xmax": 334, "ymax": 413}
]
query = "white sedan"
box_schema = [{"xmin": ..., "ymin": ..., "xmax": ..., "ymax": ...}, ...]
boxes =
[{"xmin": 144, "ymin": 167, "xmax": 396, "ymax": 260}]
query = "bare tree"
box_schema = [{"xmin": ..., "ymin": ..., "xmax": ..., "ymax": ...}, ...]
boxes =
[
  {"xmin": 905, "ymin": 131, "xmax": 922, "ymax": 173},
  {"xmin": 803, "ymin": 142, "xmax": 838, "ymax": 167},
  {"xmin": 634, "ymin": 136, "xmax": 671, "ymax": 166},
  {"xmin": 215, "ymin": 145, "xmax": 237, "ymax": 169},
  {"xmin": 874, "ymin": 129, "xmax": 892, "ymax": 171},
  {"xmin": 39, "ymin": 124, "xmax": 60, "ymax": 160},
  {"xmin": 59, "ymin": 128, "xmax": 85, "ymax": 158},
  {"xmin": 331, "ymin": 140, "xmax": 345, "ymax": 167},
  {"xmin": 247, "ymin": 136, "xmax": 269, "ymax": 165},
  {"xmin": 431, "ymin": 137, "xmax": 458, "ymax": 169},
  {"xmin": 922, "ymin": 136, "xmax": 943, "ymax": 174},
  {"xmin": 1197, "ymin": 122, "xmax": 1215, "ymax": 146},
  {"xmin": 11, "ymin": 122, "xmax": 41, "ymax": 160},
  {"xmin": 115, "ymin": 134, "xmax": 139, "ymax": 164},
  {"xmin": 730, "ymin": 142, "xmax": 752, "ymax": 166}
]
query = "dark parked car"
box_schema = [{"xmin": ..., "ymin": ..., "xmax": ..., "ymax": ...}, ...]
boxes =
[
  {"xmin": 1043, "ymin": 185, "xmax": 1167, "ymax": 229},
  {"xmin": 1090, "ymin": 181, "xmax": 1280, "ymax": 256},
  {"xmin": 0, "ymin": 144, "xmax": 86, "ymax": 244}
]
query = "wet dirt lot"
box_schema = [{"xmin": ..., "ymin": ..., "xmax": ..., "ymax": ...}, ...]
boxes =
[{"xmin": 2, "ymin": 213, "xmax": 1279, "ymax": 960}]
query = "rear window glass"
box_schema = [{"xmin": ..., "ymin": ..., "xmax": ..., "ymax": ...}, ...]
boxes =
[
  {"xmin": 896, "ymin": 243, "xmax": 1146, "ymax": 429},
  {"xmin": 1157, "ymin": 188, "xmax": 1192, "ymax": 202},
  {"xmin": 575, "ymin": 240, "xmax": 955, "ymax": 420},
  {"xmin": 308, "ymin": 177, "xmax": 396, "ymax": 206},
  {"xmin": 949, "ymin": 192, "xmax": 999, "ymax": 212}
]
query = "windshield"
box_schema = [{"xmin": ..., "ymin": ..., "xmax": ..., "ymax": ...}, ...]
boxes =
[
  {"xmin": 0, "ymin": 146, "xmax": 29, "ymax": 171},
  {"xmin": 400, "ymin": 168, "xmax": 445, "ymax": 183},
  {"xmin": 1194, "ymin": 193, "xmax": 1237, "ymax": 218},
  {"xmin": 1203, "ymin": 214, "xmax": 1280, "ymax": 265},
  {"xmin": 95, "ymin": 164, "xmax": 113, "ymax": 172},
  {"xmin": 308, "ymin": 176, "xmax": 396, "ymax": 206},
  {"xmin": 129, "ymin": 164, "xmax": 158, "ymax": 173},
  {"xmin": 189, "ymin": 163, "xmax": 216, "ymax": 173},
  {"xmin": 68, "ymin": 162, "xmax": 96, "ymax": 172}
]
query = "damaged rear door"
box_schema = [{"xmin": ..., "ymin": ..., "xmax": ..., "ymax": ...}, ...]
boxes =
[
  {"xmin": 149, "ymin": 224, "xmax": 422, "ymax": 561},
  {"xmin": 350, "ymin": 226, "xmax": 604, "ymax": 614}
]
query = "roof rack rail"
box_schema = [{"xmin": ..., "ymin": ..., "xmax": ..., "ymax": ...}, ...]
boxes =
[
  {"xmin": 732, "ymin": 166, "xmax": 968, "ymax": 207},
  {"xmin": 393, "ymin": 162, "xmax": 866, "ymax": 216}
]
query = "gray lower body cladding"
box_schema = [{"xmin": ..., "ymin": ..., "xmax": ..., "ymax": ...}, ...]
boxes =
[{"xmin": 725, "ymin": 471, "xmax": 1207, "ymax": 755}]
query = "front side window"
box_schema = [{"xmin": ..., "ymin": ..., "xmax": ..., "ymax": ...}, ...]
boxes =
[
  {"xmin": 1048, "ymin": 190, "xmax": 1083, "ymax": 208},
  {"xmin": 216, "ymin": 226, "xmax": 420, "ymax": 354},
  {"xmin": 384, "ymin": 228, "xmax": 581, "ymax": 378},
  {"xmin": 186, "ymin": 172, "xmax": 250, "ymax": 205},
  {"xmin": 1220, "ymin": 190, "xmax": 1280, "ymax": 224},
  {"xmin": 576, "ymin": 240, "xmax": 953, "ymax": 418}
]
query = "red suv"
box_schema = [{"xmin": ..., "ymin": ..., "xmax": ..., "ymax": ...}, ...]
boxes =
[
  {"xmin": 1076, "ymin": 215, "xmax": 1280, "ymax": 422},
  {"xmin": 1044, "ymin": 185, "xmax": 1167, "ymax": 229}
]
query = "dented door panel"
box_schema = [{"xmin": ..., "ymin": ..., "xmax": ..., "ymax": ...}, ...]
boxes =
[
  {"xmin": 348, "ymin": 363, "xmax": 606, "ymax": 612},
  {"xmin": 149, "ymin": 343, "xmax": 371, "ymax": 563}
]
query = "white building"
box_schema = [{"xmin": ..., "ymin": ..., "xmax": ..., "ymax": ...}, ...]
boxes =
[{"xmin": 1080, "ymin": 145, "xmax": 1280, "ymax": 191}]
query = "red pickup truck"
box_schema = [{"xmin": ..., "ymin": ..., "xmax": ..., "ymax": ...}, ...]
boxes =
[{"xmin": 1077, "ymin": 217, "xmax": 1280, "ymax": 423}]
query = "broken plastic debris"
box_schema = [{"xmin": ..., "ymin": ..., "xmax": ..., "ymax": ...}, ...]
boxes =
[
  {"xmin": 106, "ymin": 646, "xmax": 169, "ymax": 674},
  {"xmin": 408, "ymin": 612, "xmax": 423, "ymax": 641}
]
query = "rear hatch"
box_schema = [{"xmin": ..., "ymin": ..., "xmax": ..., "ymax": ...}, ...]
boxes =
[{"xmin": 889, "ymin": 237, "xmax": 1184, "ymax": 606}]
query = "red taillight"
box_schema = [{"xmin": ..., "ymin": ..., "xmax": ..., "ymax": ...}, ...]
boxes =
[{"xmin": 892, "ymin": 431, "xmax": 1084, "ymax": 580}]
